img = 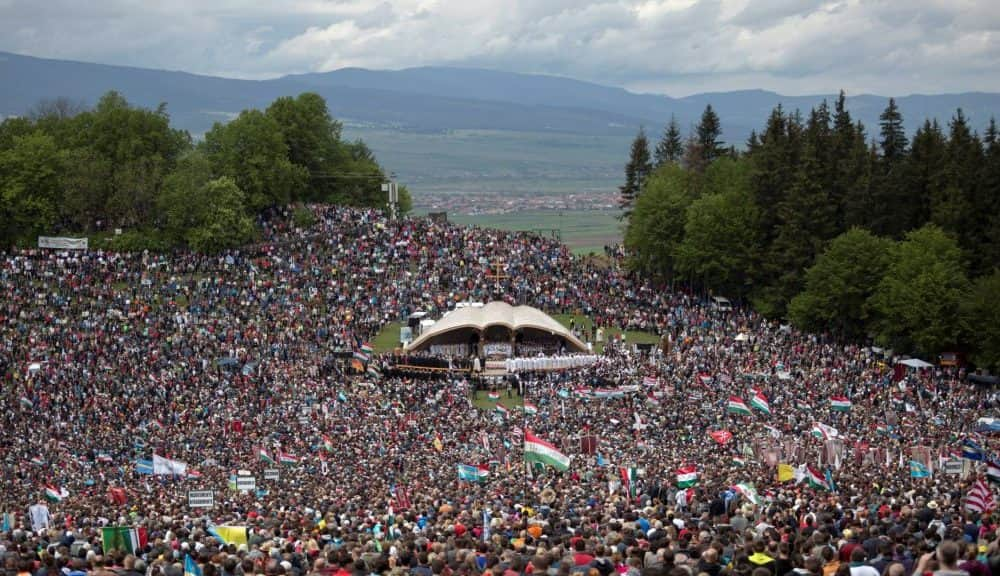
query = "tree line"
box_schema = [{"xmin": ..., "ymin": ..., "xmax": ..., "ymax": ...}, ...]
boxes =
[
  {"xmin": 0, "ymin": 91, "xmax": 410, "ymax": 252},
  {"xmin": 622, "ymin": 94, "xmax": 1000, "ymax": 370}
]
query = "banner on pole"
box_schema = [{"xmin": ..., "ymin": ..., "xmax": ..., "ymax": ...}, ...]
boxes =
[{"xmin": 38, "ymin": 237, "xmax": 88, "ymax": 250}]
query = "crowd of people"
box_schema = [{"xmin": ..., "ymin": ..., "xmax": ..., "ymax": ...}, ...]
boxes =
[{"xmin": 1, "ymin": 205, "xmax": 998, "ymax": 576}]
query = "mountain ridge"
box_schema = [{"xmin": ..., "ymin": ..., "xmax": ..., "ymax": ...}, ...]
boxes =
[
  {"xmin": 4, "ymin": 51, "xmax": 1000, "ymax": 195},
  {"xmin": 3, "ymin": 50, "xmax": 998, "ymax": 139}
]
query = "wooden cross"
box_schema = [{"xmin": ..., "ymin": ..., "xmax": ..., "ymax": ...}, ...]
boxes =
[{"xmin": 485, "ymin": 259, "xmax": 508, "ymax": 287}]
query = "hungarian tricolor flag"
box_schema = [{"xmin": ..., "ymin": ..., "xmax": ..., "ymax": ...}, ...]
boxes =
[
  {"xmin": 811, "ymin": 422, "xmax": 840, "ymax": 439},
  {"xmin": 732, "ymin": 482, "xmax": 761, "ymax": 505},
  {"xmin": 750, "ymin": 390, "xmax": 770, "ymax": 415},
  {"xmin": 278, "ymin": 452, "xmax": 298, "ymax": 465},
  {"xmin": 805, "ymin": 466, "xmax": 831, "ymax": 491},
  {"xmin": 101, "ymin": 526, "xmax": 148, "ymax": 554},
  {"xmin": 727, "ymin": 397, "xmax": 751, "ymax": 416},
  {"xmin": 258, "ymin": 448, "xmax": 275, "ymax": 464},
  {"xmin": 620, "ymin": 466, "xmax": 638, "ymax": 498},
  {"xmin": 494, "ymin": 404, "xmax": 508, "ymax": 417},
  {"xmin": 44, "ymin": 485, "xmax": 68, "ymax": 503},
  {"xmin": 524, "ymin": 431, "xmax": 570, "ymax": 471},
  {"xmin": 523, "ymin": 403, "xmax": 538, "ymax": 415},
  {"xmin": 676, "ymin": 465, "xmax": 698, "ymax": 488},
  {"xmin": 322, "ymin": 435, "xmax": 334, "ymax": 451},
  {"xmin": 830, "ymin": 396, "xmax": 852, "ymax": 412},
  {"xmin": 487, "ymin": 391, "xmax": 500, "ymax": 400}
]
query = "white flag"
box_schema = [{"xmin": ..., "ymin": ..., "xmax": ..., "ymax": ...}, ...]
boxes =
[
  {"xmin": 152, "ymin": 454, "xmax": 188, "ymax": 476},
  {"xmin": 793, "ymin": 464, "xmax": 808, "ymax": 485}
]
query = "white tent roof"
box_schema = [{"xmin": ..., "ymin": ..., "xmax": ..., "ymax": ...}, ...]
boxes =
[
  {"xmin": 898, "ymin": 358, "xmax": 934, "ymax": 369},
  {"xmin": 405, "ymin": 301, "xmax": 587, "ymax": 352}
]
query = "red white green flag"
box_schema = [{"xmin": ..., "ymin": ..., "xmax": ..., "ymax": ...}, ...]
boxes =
[
  {"xmin": 806, "ymin": 466, "xmax": 831, "ymax": 491},
  {"xmin": 727, "ymin": 397, "xmax": 751, "ymax": 416},
  {"xmin": 524, "ymin": 431, "xmax": 570, "ymax": 471},
  {"xmin": 676, "ymin": 465, "xmax": 699, "ymax": 488},
  {"xmin": 750, "ymin": 390, "xmax": 771, "ymax": 415},
  {"xmin": 830, "ymin": 396, "xmax": 852, "ymax": 412}
]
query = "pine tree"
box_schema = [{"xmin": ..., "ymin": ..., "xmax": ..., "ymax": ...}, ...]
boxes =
[
  {"xmin": 981, "ymin": 118, "xmax": 1000, "ymax": 273},
  {"xmin": 696, "ymin": 104, "xmax": 726, "ymax": 166},
  {"xmin": 682, "ymin": 132, "xmax": 706, "ymax": 174},
  {"xmin": 870, "ymin": 98, "xmax": 910, "ymax": 237},
  {"xmin": 829, "ymin": 91, "xmax": 856, "ymax": 233},
  {"xmin": 907, "ymin": 119, "xmax": 947, "ymax": 234},
  {"xmin": 619, "ymin": 127, "xmax": 653, "ymax": 219},
  {"xmin": 748, "ymin": 106, "xmax": 807, "ymax": 316},
  {"xmin": 654, "ymin": 115, "xmax": 684, "ymax": 167},
  {"xmin": 749, "ymin": 105, "xmax": 789, "ymax": 246},
  {"xmin": 843, "ymin": 137, "xmax": 878, "ymax": 230},
  {"xmin": 806, "ymin": 100, "xmax": 834, "ymax": 193},
  {"xmin": 879, "ymin": 98, "xmax": 908, "ymax": 163},
  {"xmin": 938, "ymin": 109, "xmax": 985, "ymax": 272},
  {"xmin": 765, "ymin": 105, "xmax": 837, "ymax": 313}
]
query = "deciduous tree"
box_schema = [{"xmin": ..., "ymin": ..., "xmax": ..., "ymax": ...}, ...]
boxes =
[
  {"xmin": 788, "ymin": 228, "xmax": 892, "ymax": 339},
  {"xmin": 870, "ymin": 225, "xmax": 970, "ymax": 356}
]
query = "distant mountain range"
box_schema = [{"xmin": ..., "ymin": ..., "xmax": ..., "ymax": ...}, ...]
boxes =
[
  {"xmin": 3, "ymin": 51, "xmax": 999, "ymax": 139},
  {"xmin": 3, "ymin": 51, "xmax": 1000, "ymax": 200}
]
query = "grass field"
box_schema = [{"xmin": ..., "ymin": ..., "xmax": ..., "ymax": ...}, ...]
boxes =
[
  {"xmin": 372, "ymin": 322, "xmax": 403, "ymax": 353},
  {"xmin": 443, "ymin": 209, "xmax": 622, "ymax": 255},
  {"xmin": 551, "ymin": 313, "xmax": 660, "ymax": 354},
  {"xmin": 472, "ymin": 390, "xmax": 523, "ymax": 411}
]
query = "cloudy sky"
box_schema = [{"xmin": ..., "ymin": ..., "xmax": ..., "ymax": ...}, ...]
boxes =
[{"xmin": 1, "ymin": 0, "xmax": 998, "ymax": 96}]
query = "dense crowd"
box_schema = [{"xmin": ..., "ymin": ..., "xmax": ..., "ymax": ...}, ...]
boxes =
[{"xmin": 1, "ymin": 206, "xmax": 999, "ymax": 576}]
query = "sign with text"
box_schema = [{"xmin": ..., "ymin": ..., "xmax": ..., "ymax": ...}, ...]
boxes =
[
  {"xmin": 236, "ymin": 475, "xmax": 256, "ymax": 492},
  {"xmin": 263, "ymin": 468, "xmax": 279, "ymax": 481},
  {"xmin": 188, "ymin": 490, "xmax": 215, "ymax": 509}
]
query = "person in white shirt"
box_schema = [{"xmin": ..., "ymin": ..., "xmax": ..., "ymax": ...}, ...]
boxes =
[
  {"xmin": 28, "ymin": 500, "xmax": 50, "ymax": 533},
  {"xmin": 848, "ymin": 547, "xmax": 880, "ymax": 576},
  {"xmin": 675, "ymin": 488, "xmax": 688, "ymax": 511}
]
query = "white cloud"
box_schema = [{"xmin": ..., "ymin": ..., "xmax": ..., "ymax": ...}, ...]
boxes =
[{"xmin": 0, "ymin": 0, "xmax": 998, "ymax": 94}]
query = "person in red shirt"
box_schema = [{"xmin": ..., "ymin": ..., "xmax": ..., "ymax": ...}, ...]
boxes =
[
  {"xmin": 574, "ymin": 539, "xmax": 595, "ymax": 567},
  {"xmin": 839, "ymin": 530, "xmax": 862, "ymax": 563}
]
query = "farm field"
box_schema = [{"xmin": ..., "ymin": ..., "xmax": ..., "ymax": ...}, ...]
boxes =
[{"xmin": 441, "ymin": 209, "xmax": 622, "ymax": 255}]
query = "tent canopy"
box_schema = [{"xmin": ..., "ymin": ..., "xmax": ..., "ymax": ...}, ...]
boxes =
[{"xmin": 405, "ymin": 301, "xmax": 587, "ymax": 353}]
